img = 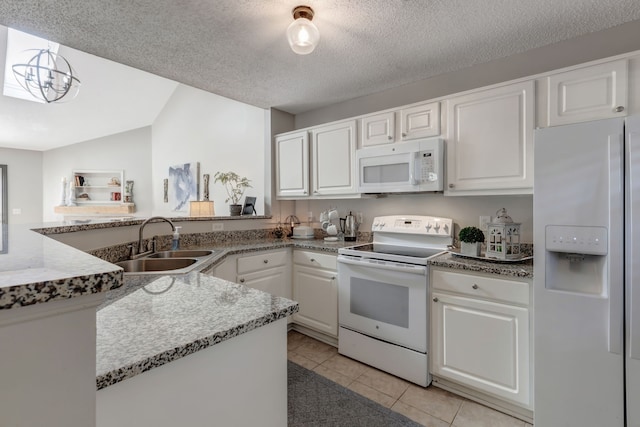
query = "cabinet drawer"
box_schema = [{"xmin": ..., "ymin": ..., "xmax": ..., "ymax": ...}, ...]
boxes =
[
  {"xmin": 293, "ymin": 250, "xmax": 337, "ymax": 270},
  {"xmin": 237, "ymin": 249, "xmax": 288, "ymax": 274},
  {"xmin": 431, "ymin": 269, "xmax": 529, "ymax": 305}
]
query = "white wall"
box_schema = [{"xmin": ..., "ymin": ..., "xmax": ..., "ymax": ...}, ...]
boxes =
[
  {"xmin": 0, "ymin": 147, "xmax": 42, "ymax": 224},
  {"xmin": 296, "ymin": 194, "xmax": 533, "ymax": 243},
  {"xmin": 295, "ymin": 19, "xmax": 640, "ymax": 128},
  {"xmin": 42, "ymin": 127, "xmax": 153, "ymax": 222},
  {"xmin": 152, "ymin": 84, "xmax": 266, "ymax": 217}
]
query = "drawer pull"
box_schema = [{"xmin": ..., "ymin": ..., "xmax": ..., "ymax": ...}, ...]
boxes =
[
  {"xmin": 433, "ymin": 297, "xmax": 439, "ymax": 302},
  {"xmin": 472, "ymin": 284, "xmax": 479, "ymax": 289},
  {"xmin": 614, "ymin": 105, "xmax": 625, "ymax": 113},
  {"xmin": 331, "ymin": 276, "xmax": 336, "ymax": 280},
  {"xmin": 310, "ymin": 258, "xmax": 316, "ymax": 262},
  {"xmin": 263, "ymin": 259, "xmax": 269, "ymax": 264},
  {"xmin": 239, "ymin": 278, "xmax": 245, "ymax": 283}
]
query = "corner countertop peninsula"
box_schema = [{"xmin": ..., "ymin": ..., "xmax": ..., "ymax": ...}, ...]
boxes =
[{"xmin": 0, "ymin": 223, "xmax": 122, "ymax": 309}]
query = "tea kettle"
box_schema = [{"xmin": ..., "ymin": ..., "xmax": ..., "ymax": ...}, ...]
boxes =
[{"xmin": 340, "ymin": 211, "xmax": 358, "ymax": 242}]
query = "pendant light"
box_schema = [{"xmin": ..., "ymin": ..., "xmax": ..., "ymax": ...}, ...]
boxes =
[
  {"xmin": 286, "ymin": 5, "xmax": 320, "ymax": 55},
  {"xmin": 12, "ymin": 48, "xmax": 81, "ymax": 103}
]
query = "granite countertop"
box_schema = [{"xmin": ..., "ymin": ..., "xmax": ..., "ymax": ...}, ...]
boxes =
[
  {"xmin": 0, "ymin": 224, "xmax": 122, "ymax": 310},
  {"xmin": 429, "ymin": 251, "xmax": 534, "ymax": 278},
  {"xmin": 96, "ymin": 272, "xmax": 298, "ymax": 390}
]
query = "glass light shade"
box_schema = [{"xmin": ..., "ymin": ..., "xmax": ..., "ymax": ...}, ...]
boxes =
[{"xmin": 287, "ymin": 17, "xmax": 320, "ymax": 55}]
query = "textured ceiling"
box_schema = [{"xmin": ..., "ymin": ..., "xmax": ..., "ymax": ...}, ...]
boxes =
[{"xmin": 1, "ymin": 0, "xmax": 640, "ymax": 116}]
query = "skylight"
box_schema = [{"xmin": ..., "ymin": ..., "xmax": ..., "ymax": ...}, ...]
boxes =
[{"xmin": 3, "ymin": 28, "xmax": 60, "ymax": 103}]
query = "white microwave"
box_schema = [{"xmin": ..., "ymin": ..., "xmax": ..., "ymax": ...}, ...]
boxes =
[{"xmin": 356, "ymin": 138, "xmax": 444, "ymax": 193}]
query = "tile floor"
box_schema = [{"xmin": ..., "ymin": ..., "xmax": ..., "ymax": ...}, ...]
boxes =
[{"xmin": 288, "ymin": 331, "xmax": 533, "ymax": 427}]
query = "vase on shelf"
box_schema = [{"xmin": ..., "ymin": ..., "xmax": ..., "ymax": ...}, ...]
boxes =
[
  {"xmin": 66, "ymin": 182, "xmax": 77, "ymax": 206},
  {"xmin": 124, "ymin": 180, "xmax": 134, "ymax": 203}
]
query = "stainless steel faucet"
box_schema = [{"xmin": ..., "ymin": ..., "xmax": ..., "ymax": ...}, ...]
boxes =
[{"xmin": 131, "ymin": 216, "xmax": 176, "ymax": 259}]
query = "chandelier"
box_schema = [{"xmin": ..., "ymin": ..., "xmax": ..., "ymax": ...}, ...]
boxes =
[{"xmin": 12, "ymin": 49, "xmax": 81, "ymax": 103}]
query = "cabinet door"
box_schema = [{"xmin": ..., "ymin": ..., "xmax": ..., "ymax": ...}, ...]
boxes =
[
  {"xmin": 547, "ymin": 59, "xmax": 628, "ymax": 127},
  {"xmin": 446, "ymin": 81, "xmax": 534, "ymax": 194},
  {"xmin": 207, "ymin": 256, "xmax": 237, "ymax": 283},
  {"xmin": 292, "ymin": 265, "xmax": 338, "ymax": 337},
  {"xmin": 400, "ymin": 102, "xmax": 440, "ymax": 140},
  {"xmin": 238, "ymin": 266, "xmax": 291, "ymax": 299},
  {"xmin": 431, "ymin": 291, "xmax": 530, "ymax": 407},
  {"xmin": 275, "ymin": 130, "xmax": 309, "ymax": 198},
  {"xmin": 311, "ymin": 120, "xmax": 357, "ymax": 196},
  {"xmin": 360, "ymin": 112, "xmax": 395, "ymax": 147}
]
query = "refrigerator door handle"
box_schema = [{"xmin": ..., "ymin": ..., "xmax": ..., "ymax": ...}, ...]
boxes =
[
  {"xmin": 629, "ymin": 130, "xmax": 640, "ymax": 360},
  {"xmin": 608, "ymin": 136, "xmax": 624, "ymax": 355}
]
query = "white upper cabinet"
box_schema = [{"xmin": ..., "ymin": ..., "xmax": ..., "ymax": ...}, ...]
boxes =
[
  {"xmin": 310, "ymin": 120, "xmax": 358, "ymax": 196},
  {"xmin": 546, "ymin": 59, "xmax": 628, "ymax": 127},
  {"xmin": 360, "ymin": 112, "xmax": 395, "ymax": 147},
  {"xmin": 400, "ymin": 101, "xmax": 440, "ymax": 140},
  {"xmin": 275, "ymin": 130, "xmax": 309, "ymax": 198},
  {"xmin": 446, "ymin": 81, "xmax": 534, "ymax": 195}
]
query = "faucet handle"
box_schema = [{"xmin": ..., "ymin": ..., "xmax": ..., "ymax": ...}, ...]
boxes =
[{"xmin": 128, "ymin": 244, "xmax": 136, "ymax": 258}]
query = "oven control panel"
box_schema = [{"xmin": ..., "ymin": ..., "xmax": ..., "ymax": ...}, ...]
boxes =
[{"xmin": 371, "ymin": 215, "xmax": 453, "ymax": 236}]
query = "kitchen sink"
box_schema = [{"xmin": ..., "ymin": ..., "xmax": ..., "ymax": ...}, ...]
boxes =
[
  {"xmin": 116, "ymin": 258, "xmax": 198, "ymax": 273},
  {"xmin": 147, "ymin": 250, "xmax": 214, "ymax": 258}
]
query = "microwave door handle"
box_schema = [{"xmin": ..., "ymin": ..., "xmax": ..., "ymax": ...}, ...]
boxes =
[{"xmin": 409, "ymin": 151, "xmax": 419, "ymax": 185}]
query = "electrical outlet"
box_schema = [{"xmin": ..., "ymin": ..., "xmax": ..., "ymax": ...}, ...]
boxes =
[
  {"xmin": 479, "ymin": 216, "xmax": 491, "ymax": 231},
  {"xmin": 212, "ymin": 223, "xmax": 224, "ymax": 231}
]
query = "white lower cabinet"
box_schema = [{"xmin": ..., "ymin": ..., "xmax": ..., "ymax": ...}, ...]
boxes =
[
  {"xmin": 208, "ymin": 249, "xmax": 292, "ymax": 299},
  {"xmin": 292, "ymin": 250, "xmax": 338, "ymax": 337},
  {"xmin": 430, "ymin": 268, "xmax": 532, "ymax": 410},
  {"xmin": 236, "ymin": 249, "xmax": 291, "ymax": 299}
]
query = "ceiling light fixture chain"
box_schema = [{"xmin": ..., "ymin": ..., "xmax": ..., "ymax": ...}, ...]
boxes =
[{"xmin": 12, "ymin": 48, "xmax": 81, "ymax": 103}]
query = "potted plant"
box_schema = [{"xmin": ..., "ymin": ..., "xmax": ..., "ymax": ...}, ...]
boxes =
[
  {"xmin": 459, "ymin": 226, "xmax": 485, "ymax": 257},
  {"xmin": 213, "ymin": 171, "xmax": 252, "ymax": 216}
]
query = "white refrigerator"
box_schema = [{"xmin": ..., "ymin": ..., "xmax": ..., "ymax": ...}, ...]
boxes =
[{"xmin": 534, "ymin": 116, "xmax": 640, "ymax": 426}]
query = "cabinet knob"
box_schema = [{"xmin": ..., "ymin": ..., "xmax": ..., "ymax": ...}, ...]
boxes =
[
  {"xmin": 472, "ymin": 284, "xmax": 479, "ymax": 289},
  {"xmin": 388, "ymin": 135, "xmax": 393, "ymax": 140},
  {"xmin": 448, "ymin": 183, "xmax": 455, "ymax": 189},
  {"xmin": 313, "ymin": 191, "xmax": 318, "ymax": 194},
  {"xmin": 304, "ymin": 191, "xmax": 308, "ymax": 194},
  {"xmin": 310, "ymin": 258, "xmax": 315, "ymax": 262},
  {"xmin": 614, "ymin": 106, "xmax": 625, "ymax": 113},
  {"xmin": 239, "ymin": 278, "xmax": 245, "ymax": 283},
  {"xmin": 263, "ymin": 259, "xmax": 269, "ymax": 264},
  {"xmin": 331, "ymin": 276, "xmax": 336, "ymax": 280},
  {"xmin": 402, "ymin": 132, "xmax": 407, "ymax": 137},
  {"xmin": 433, "ymin": 297, "xmax": 439, "ymax": 302}
]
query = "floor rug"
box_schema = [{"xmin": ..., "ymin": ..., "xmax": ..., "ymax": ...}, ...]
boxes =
[{"xmin": 288, "ymin": 361, "xmax": 423, "ymax": 427}]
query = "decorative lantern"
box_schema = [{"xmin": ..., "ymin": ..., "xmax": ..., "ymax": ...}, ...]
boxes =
[{"xmin": 486, "ymin": 208, "xmax": 521, "ymax": 260}]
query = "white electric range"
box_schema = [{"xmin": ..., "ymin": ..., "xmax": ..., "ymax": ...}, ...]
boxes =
[{"xmin": 337, "ymin": 215, "xmax": 453, "ymax": 386}]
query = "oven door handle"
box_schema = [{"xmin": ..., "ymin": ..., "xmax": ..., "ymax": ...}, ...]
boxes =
[{"xmin": 337, "ymin": 255, "xmax": 427, "ymax": 275}]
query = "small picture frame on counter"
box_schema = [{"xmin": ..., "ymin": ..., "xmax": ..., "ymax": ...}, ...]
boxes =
[{"xmin": 242, "ymin": 196, "xmax": 257, "ymax": 215}]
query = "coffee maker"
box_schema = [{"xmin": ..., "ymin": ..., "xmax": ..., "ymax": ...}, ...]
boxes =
[{"xmin": 340, "ymin": 211, "xmax": 359, "ymax": 242}]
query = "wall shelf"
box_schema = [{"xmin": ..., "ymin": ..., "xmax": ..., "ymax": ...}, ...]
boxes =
[{"xmin": 54, "ymin": 204, "xmax": 136, "ymax": 215}]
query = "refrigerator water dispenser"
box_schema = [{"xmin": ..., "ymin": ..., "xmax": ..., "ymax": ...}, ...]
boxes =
[{"xmin": 544, "ymin": 225, "xmax": 608, "ymax": 295}]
